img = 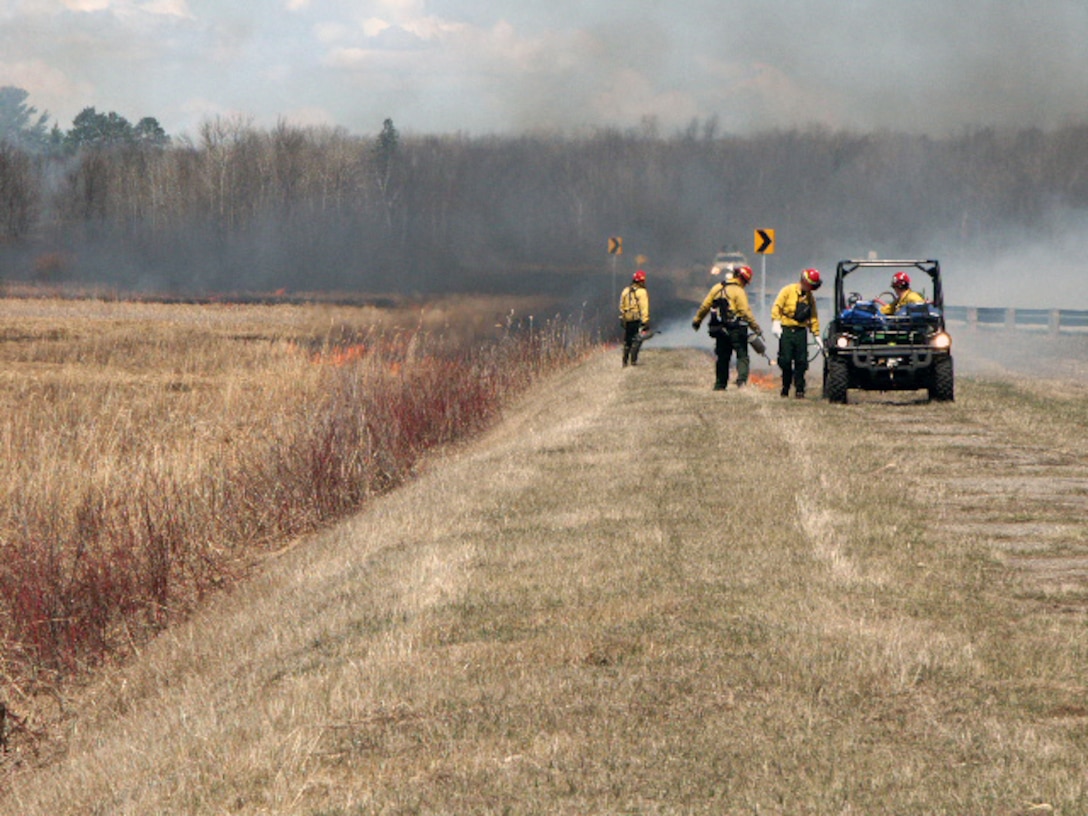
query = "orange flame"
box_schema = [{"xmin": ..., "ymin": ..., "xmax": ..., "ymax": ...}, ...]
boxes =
[
  {"xmin": 304, "ymin": 343, "xmax": 369, "ymax": 366},
  {"xmin": 748, "ymin": 370, "xmax": 779, "ymax": 391}
]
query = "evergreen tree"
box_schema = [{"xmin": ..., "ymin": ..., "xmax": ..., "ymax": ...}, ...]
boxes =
[
  {"xmin": 134, "ymin": 116, "xmax": 169, "ymax": 147},
  {"xmin": 0, "ymin": 86, "xmax": 50, "ymax": 151},
  {"xmin": 67, "ymin": 107, "xmax": 134, "ymax": 148}
]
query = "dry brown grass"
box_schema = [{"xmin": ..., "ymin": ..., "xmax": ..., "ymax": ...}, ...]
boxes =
[
  {"xmin": 3, "ymin": 329, "xmax": 1087, "ymax": 814},
  {"xmin": 0, "ymin": 293, "xmax": 582, "ymax": 700}
]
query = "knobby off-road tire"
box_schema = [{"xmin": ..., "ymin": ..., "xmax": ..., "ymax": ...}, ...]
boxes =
[
  {"xmin": 825, "ymin": 357, "xmax": 850, "ymax": 403},
  {"xmin": 929, "ymin": 355, "xmax": 955, "ymax": 402}
]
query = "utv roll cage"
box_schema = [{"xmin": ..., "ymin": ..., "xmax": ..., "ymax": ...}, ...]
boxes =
[{"xmin": 834, "ymin": 259, "xmax": 943, "ymax": 316}]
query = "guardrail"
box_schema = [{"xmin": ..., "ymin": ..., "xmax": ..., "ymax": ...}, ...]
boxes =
[
  {"xmin": 705, "ymin": 294, "xmax": 1088, "ymax": 335},
  {"xmin": 941, "ymin": 305, "xmax": 1088, "ymax": 333},
  {"xmin": 802, "ymin": 298, "xmax": 1088, "ymax": 334}
]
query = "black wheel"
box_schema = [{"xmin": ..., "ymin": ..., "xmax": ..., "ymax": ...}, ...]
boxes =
[
  {"xmin": 929, "ymin": 356, "xmax": 954, "ymax": 402},
  {"xmin": 825, "ymin": 357, "xmax": 850, "ymax": 403}
]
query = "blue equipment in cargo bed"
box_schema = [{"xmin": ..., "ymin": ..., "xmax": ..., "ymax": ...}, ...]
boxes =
[{"xmin": 839, "ymin": 300, "xmax": 886, "ymax": 329}]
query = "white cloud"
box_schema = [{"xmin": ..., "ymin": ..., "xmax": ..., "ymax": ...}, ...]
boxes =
[
  {"xmin": 399, "ymin": 14, "xmax": 466, "ymax": 42},
  {"xmin": 61, "ymin": 0, "xmax": 112, "ymax": 10},
  {"xmin": 0, "ymin": 58, "xmax": 93, "ymax": 116},
  {"xmin": 361, "ymin": 17, "xmax": 390, "ymax": 38},
  {"xmin": 139, "ymin": 0, "xmax": 193, "ymax": 18},
  {"xmin": 57, "ymin": 0, "xmax": 189, "ymax": 13}
]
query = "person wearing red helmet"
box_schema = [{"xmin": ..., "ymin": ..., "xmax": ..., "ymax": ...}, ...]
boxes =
[
  {"xmin": 618, "ymin": 269, "xmax": 650, "ymax": 366},
  {"xmin": 881, "ymin": 271, "xmax": 926, "ymax": 315},
  {"xmin": 691, "ymin": 264, "xmax": 763, "ymax": 390},
  {"xmin": 771, "ymin": 268, "xmax": 822, "ymax": 398}
]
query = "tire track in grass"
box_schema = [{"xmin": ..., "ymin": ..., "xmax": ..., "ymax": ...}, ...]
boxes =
[{"xmin": 749, "ymin": 391, "xmax": 881, "ymax": 588}]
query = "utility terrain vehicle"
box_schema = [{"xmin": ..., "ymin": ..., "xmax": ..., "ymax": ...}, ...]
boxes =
[
  {"xmin": 712, "ymin": 249, "xmax": 747, "ymax": 276},
  {"xmin": 822, "ymin": 259, "xmax": 954, "ymax": 403}
]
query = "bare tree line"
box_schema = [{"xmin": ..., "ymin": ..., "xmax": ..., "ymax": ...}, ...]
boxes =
[{"xmin": 2, "ymin": 118, "xmax": 1088, "ymax": 297}]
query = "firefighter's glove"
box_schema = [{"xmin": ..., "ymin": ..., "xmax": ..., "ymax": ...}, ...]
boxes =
[
  {"xmin": 691, "ymin": 319, "xmax": 701, "ymax": 331},
  {"xmin": 772, "ymin": 320, "xmax": 782, "ymax": 338}
]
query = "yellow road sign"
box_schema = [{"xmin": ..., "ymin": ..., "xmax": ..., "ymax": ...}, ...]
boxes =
[
  {"xmin": 608, "ymin": 236, "xmax": 623, "ymax": 255},
  {"xmin": 754, "ymin": 228, "xmax": 775, "ymax": 254}
]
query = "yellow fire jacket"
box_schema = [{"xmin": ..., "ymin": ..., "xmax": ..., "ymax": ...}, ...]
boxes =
[
  {"xmin": 881, "ymin": 289, "xmax": 925, "ymax": 315},
  {"xmin": 694, "ymin": 282, "xmax": 762, "ymax": 334},
  {"xmin": 771, "ymin": 283, "xmax": 820, "ymax": 335},
  {"xmin": 619, "ymin": 283, "xmax": 650, "ymax": 325}
]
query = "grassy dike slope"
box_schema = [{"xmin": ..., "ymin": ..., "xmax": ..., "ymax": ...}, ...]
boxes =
[{"xmin": 5, "ymin": 346, "xmax": 1087, "ymax": 815}]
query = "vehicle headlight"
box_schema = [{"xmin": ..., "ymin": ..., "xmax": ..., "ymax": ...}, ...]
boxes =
[
  {"xmin": 931, "ymin": 332, "xmax": 952, "ymax": 350},
  {"xmin": 835, "ymin": 334, "xmax": 853, "ymax": 349}
]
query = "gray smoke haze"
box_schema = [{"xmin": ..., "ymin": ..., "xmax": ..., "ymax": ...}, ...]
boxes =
[
  {"xmin": 944, "ymin": 224, "xmax": 1088, "ymax": 311},
  {"xmin": 3, "ymin": 1, "xmax": 1087, "ymax": 315},
  {"xmin": 3, "ymin": 1, "xmax": 1088, "ymax": 138}
]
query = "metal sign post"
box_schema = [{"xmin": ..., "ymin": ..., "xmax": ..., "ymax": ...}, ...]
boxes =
[
  {"xmin": 754, "ymin": 228, "xmax": 775, "ymax": 326},
  {"xmin": 608, "ymin": 236, "xmax": 623, "ymax": 307},
  {"xmin": 761, "ymin": 254, "xmax": 767, "ymax": 326},
  {"xmin": 611, "ymin": 254, "xmax": 617, "ymax": 306}
]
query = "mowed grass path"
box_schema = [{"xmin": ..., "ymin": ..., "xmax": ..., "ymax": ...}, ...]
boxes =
[{"xmin": 5, "ymin": 346, "xmax": 1088, "ymax": 815}]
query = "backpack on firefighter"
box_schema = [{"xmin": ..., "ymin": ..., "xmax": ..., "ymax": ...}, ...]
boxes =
[
  {"xmin": 706, "ymin": 283, "xmax": 735, "ymax": 338},
  {"xmin": 620, "ymin": 287, "xmax": 645, "ymax": 323}
]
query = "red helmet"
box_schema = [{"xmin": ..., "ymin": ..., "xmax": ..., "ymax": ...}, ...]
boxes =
[
  {"xmin": 802, "ymin": 268, "xmax": 822, "ymax": 289},
  {"xmin": 733, "ymin": 265, "xmax": 753, "ymax": 284},
  {"xmin": 892, "ymin": 271, "xmax": 911, "ymax": 290},
  {"xmin": 632, "ymin": 270, "xmax": 646, "ymax": 284}
]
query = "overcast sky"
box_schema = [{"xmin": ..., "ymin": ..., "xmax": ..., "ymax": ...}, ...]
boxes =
[{"xmin": 3, "ymin": 0, "xmax": 1088, "ymax": 140}]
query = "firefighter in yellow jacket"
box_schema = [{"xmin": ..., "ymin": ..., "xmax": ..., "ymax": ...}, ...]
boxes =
[
  {"xmin": 692, "ymin": 265, "xmax": 762, "ymax": 390},
  {"xmin": 619, "ymin": 269, "xmax": 650, "ymax": 366},
  {"xmin": 881, "ymin": 271, "xmax": 926, "ymax": 314},
  {"xmin": 771, "ymin": 268, "xmax": 822, "ymax": 398}
]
